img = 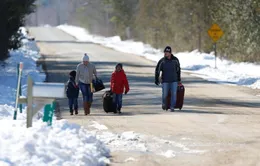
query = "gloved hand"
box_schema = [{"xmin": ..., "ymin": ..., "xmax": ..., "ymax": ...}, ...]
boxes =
[
  {"xmin": 125, "ymin": 90, "xmax": 128, "ymax": 95},
  {"xmin": 75, "ymin": 84, "xmax": 79, "ymax": 88}
]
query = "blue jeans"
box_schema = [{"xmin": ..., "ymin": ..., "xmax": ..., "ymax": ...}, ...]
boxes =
[
  {"xmin": 113, "ymin": 94, "xmax": 123, "ymax": 110},
  {"xmin": 162, "ymin": 82, "xmax": 178, "ymax": 109},
  {"xmin": 79, "ymin": 82, "xmax": 93, "ymax": 102},
  {"xmin": 68, "ymin": 98, "xmax": 78, "ymax": 111}
]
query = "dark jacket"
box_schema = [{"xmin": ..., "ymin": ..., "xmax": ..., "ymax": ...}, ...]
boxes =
[
  {"xmin": 66, "ymin": 77, "xmax": 79, "ymax": 98},
  {"xmin": 155, "ymin": 54, "xmax": 181, "ymax": 83}
]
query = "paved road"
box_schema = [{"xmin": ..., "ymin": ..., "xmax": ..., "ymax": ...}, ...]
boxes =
[{"xmin": 30, "ymin": 27, "xmax": 260, "ymax": 166}]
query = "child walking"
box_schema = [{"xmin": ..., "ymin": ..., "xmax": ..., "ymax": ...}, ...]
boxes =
[
  {"xmin": 110, "ymin": 63, "xmax": 129, "ymax": 114},
  {"xmin": 66, "ymin": 70, "xmax": 79, "ymax": 115}
]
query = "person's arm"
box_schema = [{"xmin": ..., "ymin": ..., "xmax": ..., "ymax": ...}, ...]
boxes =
[
  {"xmin": 123, "ymin": 73, "xmax": 129, "ymax": 94},
  {"xmin": 93, "ymin": 65, "xmax": 97, "ymax": 79},
  {"xmin": 175, "ymin": 57, "xmax": 181, "ymax": 83},
  {"xmin": 75, "ymin": 65, "xmax": 80, "ymax": 85},
  {"xmin": 155, "ymin": 58, "xmax": 163, "ymax": 85},
  {"xmin": 68, "ymin": 81, "xmax": 74, "ymax": 89},
  {"xmin": 110, "ymin": 72, "xmax": 115, "ymax": 91}
]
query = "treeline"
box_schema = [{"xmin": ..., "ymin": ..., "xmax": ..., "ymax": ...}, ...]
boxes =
[
  {"xmin": 78, "ymin": 0, "xmax": 260, "ymax": 62},
  {"xmin": 0, "ymin": 0, "xmax": 35, "ymax": 61}
]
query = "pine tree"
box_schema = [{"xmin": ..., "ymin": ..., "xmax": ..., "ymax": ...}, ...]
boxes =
[{"xmin": 0, "ymin": 0, "xmax": 35, "ymax": 61}]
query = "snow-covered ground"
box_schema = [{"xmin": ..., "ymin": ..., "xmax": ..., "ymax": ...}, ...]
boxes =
[
  {"xmin": 57, "ymin": 25, "xmax": 260, "ymax": 90},
  {"xmin": 0, "ymin": 28, "xmax": 110, "ymax": 166}
]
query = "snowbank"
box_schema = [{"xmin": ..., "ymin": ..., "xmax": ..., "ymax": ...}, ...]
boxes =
[
  {"xmin": 0, "ymin": 120, "xmax": 109, "ymax": 166},
  {"xmin": 57, "ymin": 25, "xmax": 260, "ymax": 90},
  {"xmin": 0, "ymin": 28, "xmax": 110, "ymax": 166}
]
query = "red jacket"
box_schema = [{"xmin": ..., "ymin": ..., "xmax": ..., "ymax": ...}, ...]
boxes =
[{"xmin": 110, "ymin": 70, "xmax": 129, "ymax": 94}]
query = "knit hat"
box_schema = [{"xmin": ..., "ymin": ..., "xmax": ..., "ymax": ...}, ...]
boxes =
[
  {"xmin": 115, "ymin": 63, "xmax": 123, "ymax": 69},
  {"xmin": 83, "ymin": 53, "xmax": 89, "ymax": 61},
  {"xmin": 69, "ymin": 70, "xmax": 76, "ymax": 78},
  {"xmin": 164, "ymin": 46, "xmax": 172, "ymax": 53}
]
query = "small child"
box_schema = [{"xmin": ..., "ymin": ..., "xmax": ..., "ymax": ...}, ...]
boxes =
[
  {"xmin": 110, "ymin": 63, "xmax": 129, "ymax": 114},
  {"xmin": 66, "ymin": 70, "xmax": 79, "ymax": 115}
]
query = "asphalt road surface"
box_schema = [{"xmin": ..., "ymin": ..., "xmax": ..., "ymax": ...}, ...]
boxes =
[{"xmin": 29, "ymin": 27, "xmax": 260, "ymax": 166}]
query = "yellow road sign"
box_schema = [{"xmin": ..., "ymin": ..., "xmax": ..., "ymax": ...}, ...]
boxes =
[{"xmin": 208, "ymin": 24, "xmax": 224, "ymax": 42}]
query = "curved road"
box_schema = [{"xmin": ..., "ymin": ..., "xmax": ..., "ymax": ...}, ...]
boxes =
[{"xmin": 29, "ymin": 27, "xmax": 260, "ymax": 166}]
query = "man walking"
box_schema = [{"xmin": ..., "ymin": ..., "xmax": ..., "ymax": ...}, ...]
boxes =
[{"xmin": 155, "ymin": 46, "xmax": 181, "ymax": 112}]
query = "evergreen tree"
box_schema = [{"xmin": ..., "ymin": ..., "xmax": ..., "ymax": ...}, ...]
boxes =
[{"xmin": 0, "ymin": 0, "xmax": 35, "ymax": 61}]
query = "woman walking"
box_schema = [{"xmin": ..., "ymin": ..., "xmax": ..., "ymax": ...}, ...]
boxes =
[{"xmin": 76, "ymin": 53, "xmax": 97, "ymax": 115}]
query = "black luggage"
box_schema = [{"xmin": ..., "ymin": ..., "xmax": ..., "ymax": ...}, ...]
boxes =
[
  {"xmin": 92, "ymin": 78, "xmax": 105, "ymax": 92},
  {"xmin": 102, "ymin": 90, "xmax": 117, "ymax": 113}
]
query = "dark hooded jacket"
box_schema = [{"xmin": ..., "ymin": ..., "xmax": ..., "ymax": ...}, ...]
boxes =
[
  {"xmin": 155, "ymin": 54, "xmax": 181, "ymax": 83},
  {"xmin": 66, "ymin": 76, "xmax": 79, "ymax": 98}
]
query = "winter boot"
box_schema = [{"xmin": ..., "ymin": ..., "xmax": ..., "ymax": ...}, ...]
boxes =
[
  {"xmin": 75, "ymin": 109, "xmax": 78, "ymax": 115},
  {"xmin": 86, "ymin": 102, "xmax": 92, "ymax": 115},
  {"xmin": 162, "ymin": 105, "xmax": 166, "ymax": 111},
  {"xmin": 117, "ymin": 108, "xmax": 121, "ymax": 114},
  {"xmin": 83, "ymin": 102, "xmax": 88, "ymax": 115},
  {"xmin": 70, "ymin": 109, "xmax": 73, "ymax": 115}
]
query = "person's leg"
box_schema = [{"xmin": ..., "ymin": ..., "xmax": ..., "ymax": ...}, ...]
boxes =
[
  {"xmin": 117, "ymin": 94, "xmax": 123, "ymax": 113},
  {"xmin": 162, "ymin": 83, "xmax": 170, "ymax": 110},
  {"xmin": 79, "ymin": 82, "xmax": 87, "ymax": 101},
  {"xmin": 86, "ymin": 84, "xmax": 93, "ymax": 115},
  {"xmin": 113, "ymin": 93, "xmax": 118, "ymax": 113},
  {"xmin": 74, "ymin": 98, "xmax": 78, "ymax": 115},
  {"xmin": 170, "ymin": 82, "xmax": 178, "ymax": 111},
  {"xmin": 68, "ymin": 98, "xmax": 73, "ymax": 115},
  {"xmin": 79, "ymin": 82, "xmax": 88, "ymax": 115},
  {"xmin": 113, "ymin": 94, "xmax": 119, "ymax": 110}
]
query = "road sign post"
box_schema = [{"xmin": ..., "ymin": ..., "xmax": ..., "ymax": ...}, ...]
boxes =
[
  {"xmin": 213, "ymin": 43, "xmax": 217, "ymax": 69},
  {"xmin": 208, "ymin": 24, "xmax": 224, "ymax": 69}
]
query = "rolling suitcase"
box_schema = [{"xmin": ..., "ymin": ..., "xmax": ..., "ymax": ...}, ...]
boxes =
[
  {"xmin": 102, "ymin": 90, "xmax": 117, "ymax": 113},
  {"xmin": 167, "ymin": 84, "xmax": 185, "ymax": 110}
]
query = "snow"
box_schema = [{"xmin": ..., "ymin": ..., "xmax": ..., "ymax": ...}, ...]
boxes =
[
  {"xmin": 124, "ymin": 157, "xmax": 136, "ymax": 162},
  {"xmin": 90, "ymin": 121, "xmax": 108, "ymax": 131},
  {"xmin": 88, "ymin": 121, "xmax": 206, "ymax": 158},
  {"xmin": 0, "ymin": 39, "xmax": 44, "ymax": 106},
  {"xmin": 162, "ymin": 150, "xmax": 176, "ymax": 158},
  {"xmin": 0, "ymin": 28, "xmax": 110, "ymax": 166},
  {"xmin": 0, "ymin": 120, "xmax": 110, "ymax": 166},
  {"xmin": 57, "ymin": 25, "xmax": 260, "ymax": 90}
]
